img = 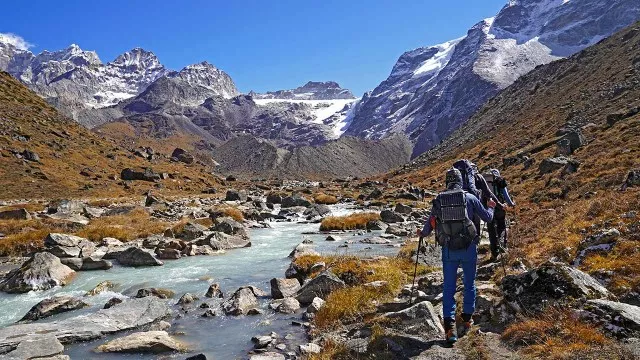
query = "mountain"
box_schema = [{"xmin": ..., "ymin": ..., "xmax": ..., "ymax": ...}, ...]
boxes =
[
  {"xmin": 0, "ymin": 41, "xmax": 240, "ymax": 122},
  {"xmin": 250, "ymin": 81, "xmax": 356, "ymax": 100},
  {"xmin": 344, "ymin": 0, "xmax": 640, "ymax": 158},
  {"xmin": 0, "ymin": 71, "xmax": 223, "ymax": 199}
]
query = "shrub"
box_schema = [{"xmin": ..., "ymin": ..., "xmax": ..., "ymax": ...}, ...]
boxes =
[
  {"xmin": 319, "ymin": 212, "xmax": 380, "ymax": 231},
  {"xmin": 76, "ymin": 208, "xmax": 168, "ymax": 242},
  {"xmin": 314, "ymin": 193, "xmax": 338, "ymax": 205}
]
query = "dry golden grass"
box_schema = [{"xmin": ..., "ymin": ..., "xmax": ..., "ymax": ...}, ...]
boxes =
[
  {"xmin": 306, "ymin": 340, "xmax": 352, "ymax": 360},
  {"xmin": 0, "ymin": 218, "xmax": 77, "ymax": 256},
  {"xmin": 218, "ymin": 206, "xmax": 244, "ymax": 222},
  {"xmin": 319, "ymin": 212, "xmax": 380, "ymax": 231},
  {"xmin": 502, "ymin": 310, "xmax": 632, "ymax": 360},
  {"xmin": 76, "ymin": 208, "xmax": 168, "ymax": 242},
  {"xmin": 0, "ymin": 203, "xmax": 45, "ymax": 213},
  {"xmin": 314, "ymin": 193, "xmax": 338, "ymax": 205}
]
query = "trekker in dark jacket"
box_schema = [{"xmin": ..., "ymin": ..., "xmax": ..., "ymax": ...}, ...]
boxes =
[
  {"xmin": 418, "ymin": 168, "xmax": 495, "ymax": 343},
  {"xmin": 485, "ymin": 169, "xmax": 516, "ymax": 261}
]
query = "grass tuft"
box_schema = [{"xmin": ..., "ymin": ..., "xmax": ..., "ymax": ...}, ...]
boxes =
[
  {"xmin": 314, "ymin": 193, "xmax": 339, "ymax": 205},
  {"xmin": 319, "ymin": 212, "xmax": 380, "ymax": 231}
]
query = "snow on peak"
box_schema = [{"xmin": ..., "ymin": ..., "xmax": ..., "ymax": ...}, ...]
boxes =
[
  {"xmin": 110, "ymin": 47, "xmax": 162, "ymax": 70},
  {"xmin": 413, "ymin": 37, "xmax": 463, "ymax": 77}
]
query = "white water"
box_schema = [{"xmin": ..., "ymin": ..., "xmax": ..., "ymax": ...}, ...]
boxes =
[{"xmin": 0, "ymin": 206, "xmax": 400, "ymax": 359}]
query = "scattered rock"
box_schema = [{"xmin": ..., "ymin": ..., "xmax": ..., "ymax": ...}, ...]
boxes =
[
  {"xmin": 296, "ymin": 271, "xmax": 346, "ymax": 305},
  {"xmin": 585, "ymin": 299, "xmax": 640, "ymax": 338},
  {"xmin": 104, "ymin": 297, "xmax": 123, "ymax": 309},
  {"xmin": 180, "ymin": 222, "xmax": 208, "ymax": 241},
  {"xmin": 136, "ymin": 288, "xmax": 175, "ymax": 299},
  {"xmin": 380, "ymin": 210, "xmax": 404, "ymax": 223},
  {"xmin": 539, "ymin": 156, "xmax": 580, "ymax": 174},
  {"xmin": 171, "ymin": 148, "xmax": 195, "ymax": 164},
  {"xmin": 366, "ymin": 220, "xmax": 388, "ymax": 231},
  {"xmin": 394, "ymin": 203, "xmax": 412, "ymax": 214},
  {"xmin": 277, "ymin": 298, "xmax": 301, "ymax": 314},
  {"xmin": 288, "ymin": 243, "xmax": 319, "ymax": 260},
  {"xmin": 281, "ymin": 195, "xmax": 312, "ymax": 208},
  {"xmin": 299, "ymin": 343, "xmax": 321, "ymax": 355},
  {"xmin": 385, "ymin": 225, "xmax": 409, "ymax": 237},
  {"xmin": 222, "ymin": 287, "xmax": 259, "ymax": 315},
  {"xmin": 225, "ymin": 189, "xmax": 247, "ymax": 202},
  {"xmin": 0, "ymin": 208, "xmax": 31, "ymax": 220},
  {"xmin": 19, "ymin": 296, "xmax": 89, "ymax": 322},
  {"xmin": 117, "ymin": 247, "xmax": 163, "ymax": 267},
  {"xmin": 198, "ymin": 231, "xmax": 251, "ymax": 250},
  {"xmin": 0, "ymin": 252, "xmax": 75, "ymax": 293},
  {"xmin": 86, "ymin": 280, "xmax": 117, "ymax": 296},
  {"xmin": 270, "ymin": 278, "xmax": 301, "ymax": 299},
  {"xmin": 120, "ymin": 167, "xmax": 161, "ymax": 182},
  {"xmin": 3, "ymin": 335, "xmax": 63, "ymax": 359},
  {"xmin": 213, "ymin": 217, "xmax": 248, "ymax": 238},
  {"xmin": 95, "ymin": 331, "xmax": 187, "ymax": 353},
  {"xmin": 381, "ymin": 300, "xmax": 444, "ymax": 336},
  {"xmin": 249, "ymin": 352, "xmax": 285, "ymax": 360},
  {"xmin": 205, "ymin": 283, "xmax": 223, "ymax": 298},
  {"xmin": 177, "ymin": 293, "xmax": 199, "ymax": 305},
  {"xmin": 307, "ymin": 297, "xmax": 325, "ymax": 314}
]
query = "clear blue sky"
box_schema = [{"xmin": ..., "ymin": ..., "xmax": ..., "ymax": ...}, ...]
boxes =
[{"xmin": 2, "ymin": 0, "xmax": 506, "ymax": 96}]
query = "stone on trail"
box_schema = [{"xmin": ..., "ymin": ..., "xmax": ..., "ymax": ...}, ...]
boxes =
[
  {"xmin": 295, "ymin": 271, "xmax": 346, "ymax": 305},
  {"xmin": 0, "ymin": 297, "xmax": 171, "ymax": 351},
  {"xmin": 19, "ymin": 295, "xmax": 89, "ymax": 322},
  {"xmin": 116, "ymin": 247, "xmax": 163, "ymax": 267},
  {"xmin": 95, "ymin": 331, "xmax": 187, "ymax": 353},
  {"xmin": 0, "ymin": 252, "xmax": 75, "ymax": 293},
  {"xmin": 381, "ymin": 301, "xmax": 444, "ymax": 336},
  {"xmin": 270, "ymin": 278, "xmax": 301, "ymax": 299}
]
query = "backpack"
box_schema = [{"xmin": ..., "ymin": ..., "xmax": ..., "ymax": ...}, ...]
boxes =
[
  {"xmin": 433, "ymin": 189, "xmax": 478, "ymax": 250},
  {"xmin": 453, "ymin": 159, "xmax": 479, "ymax": 198},
  {"xmin": 484, "ymin": 172, "xmax": 506, "ymax": 203}
]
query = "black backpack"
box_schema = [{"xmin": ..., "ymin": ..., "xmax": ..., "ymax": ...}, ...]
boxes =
[
  {"xmin": 453, "ymin": 159, "xmax": 479, "ymax": 198},
  {"xmin": 433, "ymin": 189, "xmax": 478, "ymax": 250},
  {"xmin": 484, "ymin": 172, "xmax": 507, "ymax": 203}
]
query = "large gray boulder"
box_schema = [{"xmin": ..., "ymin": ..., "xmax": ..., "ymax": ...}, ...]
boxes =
[
  {"xmin": 381, "ymin": 301, "xmax": 444, "ymax": 336},
  {"xmin": 288, "ymin": 242, "xmax": 319, "ymax": 260},
  {"xmin": 120, "ymin": 168, "xmax": 161, "ymax": 182},
  {"xmin": 0, "ymin": 208, "xmax": 31, "ymax": 220},
  {"xmin": 171, "ymin": 148, "xmax": 195, "ymax": 164},
  {"xmin": 539, "ymin": 156, "xmax": 580, "ymax": 174},
  {"xmin": 2, "ymin": 335, "xmax": 64, "ymax": 359},
  {"xmin": 225, "ymin": 189, "xmax": 247, "ymax": 202},
  {"xmin": 60, "ymin": 256, "xmax": 112, "ymax": 271},
  {"xmin": 44, "ymin": 233, "xmax": 96, "ymax": 258},
  {"xmin": 585, "ymin": 299, "xmax": 640, "ymax": 338},
  {"xmin": 0, "ymin": 252, "xmax": 75, "ymax": 293},
  {"xmin": 276, "ymin": 297, "xmax": 301, "ymax": 314},
  {"xmin": 196, "ymin": 232, "xmax": 251, "ymax": 250},
  {"xmin": 270, "ymin": 278, "xmax": 301, "ymax": 299},
  {"xmin": 281, "ymin": 195, "xmax": 312, "ymax": 208},
  {"xmin": 380, "ymin": 209, "xmax": 404, "ymax": 223},
  {"xmin": 95, "ymin": 331, "xmax": 187, "ymax": 353},
  {"xmin": 295, "ymin": 271, "xmax": 346, "ymax": 305},
  {"xmin": 19, "ymin": 296, "xmax": 89, "ymax": 322},
  {"xmin": 222, "ymin": 287, "xmax": 260, "ymax": 315},
  {"xmin": 0, "ymin": 297, "xmax": 171, "ymax": 351},
  {"xmin": 116, "ymin": 247, "xmax": 163, "ymax": 267},
  {"xmin": 213, "ymin": 217, "xmax": 248, "ymax": 238},
  {"xmin": 502, "ymin": 261, "xmax": 611, "ymax": 313}
]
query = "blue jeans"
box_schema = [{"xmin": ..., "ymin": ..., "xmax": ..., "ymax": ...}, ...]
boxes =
[{"xmin": 442, "ymin": 241, "xmax": 478, "ymax": 320}]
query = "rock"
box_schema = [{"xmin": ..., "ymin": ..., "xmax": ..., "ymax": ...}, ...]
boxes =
[
  {"xmin": 177, "ymin": 293, "xmax": 199, "ymax": 305},
  {"xmin": 585, "ymin": 299, "xmax": 640, "ymax": 338},
  {"xmin": 502, "ymin": 261, "xmax": 611, "ymax": 314},
  {"xmin": 0, "ymin": 208, "xmax": 31, "ymax": 220},
  {"xmin": 394, "ymin": 203, "xmax": 412, "ymax": 214},
  {"xmin": 205, "ymin": 283, "xmax": 223, "ymax": 298},
  {"xmin": 22, "ymin": 149, "xmax": 40, "ymax": 162},
  {"xmin": 136, "ymin": 288, "xmax": 175, "ymax": 299},
  {"xmin": 299, "ymin": 343, "xmax": 321, "ymax": 355},
  {"xmin": 380, "ymin": 209, "xmax": 404, "ymax": 223},
  {"xmin": 539, "ymin": 156, "xmax": 580, "ymax": 174},
  {"xmin": 250, "ymin": 352, "xmax": 285, "ymax": 360},
  {"xmin": 555, "ymin": 138, "xmax": 572, "ymax": 156},
  {"xmin": 251, "ymin": 335, "xmax": 273, "ymax": 349},
  {"xmin": 277, "ymin": 298, "xmax": 301, "ymax": 314},
  {"xmin": 0, "ymin": 252, "xmax": 75, "ymax": 293},
  {"xmin": 104, "ymin": 297, "xmax": 123, "ymax": 309},
  {"xmin": 385, "ymin": 225, "xmax": 409, "ymax": 236},
  {"xmin": 303, "ymin": 204, "xmax": 331, "ymax": 219},
  {"xmin": 120, "ymin": 167, "xmax": 161, "ymax": 182},
  {"xmin": 62, "ymin": 256, "xmax": 112, "ymax": 271},
  {"xmin": 562, "ymin": 130, "xmax": 585, "ymax": 153},
  {"xmin": 247, "ymin": 308, "xmax": 264, "ymax": 315},
  {"xmin": 397, "ymin": 192, "xmax": 419, "ymax": 201},
  {"xmin": 0, "ymin": 297, "xmax": 171, "ymax": 350},
  {"xmin": 222, "ymin": 287, "xmax": 259, "ymax": 315},
  {"xmin": 579, "ymin": 228, "xmax": 620, "ymax": 251},
  {"xmin": 325, "ymin": 235, "xmax": 340, "ymax": 241},
  {"xmin": 180, "ymin": 222, "xmax": 208, "ymax": 241},
  {"xmin": 117, "ymin": 247, "xmax": 163, "ymax": 267},
  {"xmin": 266, "ymin": 193, "xmax": 283, "ymax": 204},
  {"xmin": 83, "ymin": 206, "xmax": 104, "ymax": 219},
  {"xmin": 102, "ymin": 237, "xmax": 124, "ymax": 247},
  {"xmin": 366, "ymin": 189, "xmax": 383, "ymax": 200},
  {"xmin": 281, "ymin": 195, "xmax": 312, "ymax": 208},
  {"xmin": 296, "ymin": 271, "xmax": 346, "ymax": 305},
  {"xmin": 44, "ymin": 233, "xmax": 95, "ymax": 258},
  {"xmin": 149, "ymin": 320, "xmax": 171, "ymax": 331},
  {"xmin": 86, "ymin": 280, "xmax": 117, "ymax": 296},
  {"xmin": 155, "ymin": 248, "xmax": 181, "ymax": 260},
  {"xmin": 225, "ymin": 189, "xmax": 247, "ymax": 202},
  {"xmin": 3, "ymin": 335, "xmax": 64, "ymax": 359},
  {"xmin": 213, "ymin": 217, "xmax": 248, "ymax": 238},
  {"xmin": 381, "ymin": 301, "xmax": 444, "ymax": 336},
  {"xmin": 307, "ymin": 297, "xmax": 325, "ymax": 314},
  {"xmin": 366, "ymin": 220, "xmax": 388, "ymax": 231},
  {"xmin": 19, "ymin": 296, "xmax": 89, "ymax": 322},
  {"xmin": 270, "ymin": 278, "xmax": 302, "ymax": 299},
  {"xmin": 95, "ymin": 331, "xmax": 187, "ymax": 353},
  {"xmin": 171, "ymin": 148, "xmax": 194, "ymax": 164},
  {"xmin": 186, "ymin": 354, "xmax": 207, "ymax": 360},
  {"xmin": 198, "ymin": 231, "xmax": 251, "ymax": 250},
  {"xmin": 288, "ymin": 242, "xmax": 319, "ymax": 260},
  {"xmin": 360, "ymin": 236, "xmax": 390, "ymax": 244}
]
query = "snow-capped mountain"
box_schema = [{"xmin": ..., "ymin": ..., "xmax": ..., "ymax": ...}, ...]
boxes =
[
  {"xmin": 250, "ymin": 81, "xmax": 355, "ymax": 100},
  {"xmin": 0, "ymin": 40, "xmax": 239, "ymax": 120},
  {"xmin": 344, "ymin": 0, "xmax": 640, "ymax": 157}
]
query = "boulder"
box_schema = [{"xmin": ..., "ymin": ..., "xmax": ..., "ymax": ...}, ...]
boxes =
[
  {"xmin": 360, "ymin": 236, "xmax": 390, "ymax": 245},
  {"xmin": 104, "ymin": 297, "xmax": 123, "ymax": 309},
  {"xmin": 277, "ymin": 297, "xmax": 301, "ymax": 314},
  {"xmin": 380, "ymin": 210, "xmax": 404, "ymax": 223},
  {"xmin": 222, "ymin": 287, "xmax": 259, "ymax": 315},
  {"xmin": 295, "ymin": 271, "xmax": 346, "ymax": 305},
  {"xmin": 205, "ymin": 283, "xmax": 223, "ymax": 298},
  {"xmin": 116, "ymin": 247, "xmax": 163, "ymax": 267},
  {"xmin": 86, "ymin": 280, "xmax": 117, "ymax": 296},
  {"xmin": 502, "ymin": 261, "xmax": 611, "ymax": 313},
  {"xmin": 250, "ymin": 352, "xmax": 285, "ymax": 360},
  {"xmin": 397, "ymin": 192, "xmax": 419, "ymax": 201},
  {"xmin": 95, "ymin": 330, "xmax": 187, "ymax": 353},
  {"xmin": 155, "ymin": 248, "xmax": 181, "ymax": 260},
  {"xmin": 213, "ymin": 217, "xmax": 248, "ymax": 238},
  {"xmin": 120, "ymin": 167, "xmax": 161, "ymax": 182},
  {"xmin": 366, "ymin": 220, "xmax": 388, "ymax": 231},
  {"xmin": 19, "ymin": 296, "xmax": 89, "ymax": 322},
  {"xmin": 0, "ymin": 297, "xmax": 171, "ymax": 350},
  {"xmin": 2, "ymin": 335, "xmax": 64, "ymax": 359},
  {"xmin": 170, "ymin": 148, "xmax": 194, "ymax": 164},
  {"xmin": 288, "ymin": 243, "xmax": 319, "ymax": 260},
  {"xmin": 0, "ymin": 252, "xmax": 75, "ymax": 293},
  {"xmin": 366, "ymin": 189, "xmax": 383, "ymax": 200},
  {"xmin": 307, "ymin": 297, "xmax": 326, "ymax": 314},
  {"xmin": 197, "ymin": 232, "xmax": 251, "ymax": 250},
  {"xmin": 303, "ymin": 204, "xmax": 331, "ymax": 219},
  {"xmin": 394, "ymin": 203, "xmax": 413, "ymax": 214},
  {"xmin": 179, "ymin": 222, "xmax": 208, "ymax": 241},
  {"xmin": 539, "ymin": 156, "xmax": 580, "ymax": 174},
  {"xmin": 385, "ymin": 225, "xmax": 409, "ymax": 237},
  {"xmin": 579, "ymin": 228, "xmax": 620, "ymax": 251},
  {"xmin": 22, "ymin": 149, "xmax": 40, "ymax": 162},
  {"xmin": 60, "ymin": 256, "xmax": 112, "ymax": 271},
  {"xmin": 281, "ymin": 195, "xmax": 312, "ymax": 208},
  {"xmin": 585, "ymin": 299, "xmax": 640, "ymax": 338},
  {"xmin": 266, "ymin": 193, "xmax": 283, "ymax": 204},
  {"xmin": 270, "ymin": 278, "xmax": 302, "ymax": 299},
  {"xmin": 299, "ymin": 343, "xmax": 321, "ymax": 355},
  {"xmin": 225, "ymin": 189, "xmax": 247, "ymax": 202},
  {"xmin": 136, "ymin": 288, "xmax": 175, "ymax": 299},
  {"xmin": 381, "ymin": 301, "xmax": 444, "ymax": 335},
  {"xmin": 177, "ymin": 293, "xmax": 199, "ymax": 305},
  {"xmin": 44, "ymin": 233, "xmax": 95, "ymax": 258},
  {"xmin": 0, "ymin": 208, "xmax": 31, "ymax": 220}
]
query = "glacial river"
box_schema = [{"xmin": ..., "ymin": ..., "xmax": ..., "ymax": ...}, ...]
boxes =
[{"xmin": 0, "ymin": 206, "xmax": 400, "ymax": 359}]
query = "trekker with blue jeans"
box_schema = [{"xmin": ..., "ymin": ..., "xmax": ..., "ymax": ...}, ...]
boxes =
[{"xmin": 418, "ymin": 168, "xmax": 495, "ymax": 343}]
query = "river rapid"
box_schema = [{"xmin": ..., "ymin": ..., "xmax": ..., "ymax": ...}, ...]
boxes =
[{"xmin": 0, "ymin": 205, "xmax": 400, "ymax": 359}]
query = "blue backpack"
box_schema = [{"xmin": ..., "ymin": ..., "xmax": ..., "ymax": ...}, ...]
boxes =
[{"xmin": 453, "ymin": 159, "xmax": 479, "ymax": 198}]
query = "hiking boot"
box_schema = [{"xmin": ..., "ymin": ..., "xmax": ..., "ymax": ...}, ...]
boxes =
[
  {"xmin": 460, "ymin": 313, "xmax": 474, "ymax": 337},
  {"xmin": 444, "ymin": 318, "xmax": 458, "ymax": 343}
]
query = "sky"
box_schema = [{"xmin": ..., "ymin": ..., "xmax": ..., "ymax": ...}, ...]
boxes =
[{"xmin": 1, "ymin": 0, "xmax": 507, "ymax": 96}]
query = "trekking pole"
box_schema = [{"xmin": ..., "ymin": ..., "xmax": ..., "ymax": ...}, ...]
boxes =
[{"xmin": 410, "ymin": 236, "xmax": 423, "ymax": 305}]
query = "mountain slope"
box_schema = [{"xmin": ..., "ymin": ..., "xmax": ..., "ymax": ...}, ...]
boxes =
[
  {"xmin": 387, "ymin": 21, "xmax": 640, "ymax": 296},
  {"xmin": 345, "ymin": 0, "xmax": 640, "ymax": 158}
]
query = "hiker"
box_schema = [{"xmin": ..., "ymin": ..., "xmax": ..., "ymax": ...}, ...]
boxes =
[
  {"xmin": 453, "ymin": 160, "xmax": 504, "ymax": 234},
  {"xmin": 418, "ymin": 168, "xmax": 495, "ymax": 343},
  {"xmin": 420, "ymin": 188, "xmax": 426, "ymax": 201},
  {"xmin": 484, "ymin": 169, "xmax": 516, "ymax": 261}
]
